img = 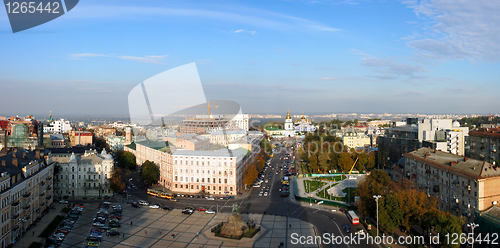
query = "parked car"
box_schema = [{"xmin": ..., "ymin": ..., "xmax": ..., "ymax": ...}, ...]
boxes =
[
  {"xmin": 55, "ymin": 229, "xmax": 70, "ymax": 234},
  {"xmin": 205, "ymin": 210, "xmax": 216, "ymax": 214},
  {"xmin": 138, "ymin": 200, "xmax": 149, "ymax": 206},
  {"xmin": 162, "ymin": 206, "xmax": 172, "ymax": 211},
  {"xmin": 182, "ymin": 209, "xmax": 193, "ymax": 215},
  {"xmin": 87, "ymin": 241, "xmax": 99, "ymax": 247},
  {"xmin": 149, "ymin": 204, "xmax": 160, "ymax": 209},
  {"xmin": 109, "ymin": 222, "xmax": 121, "ymax": 227},
  {"xmin": 59, "ymin": 200, "xmax": 68, "ymax": 204},
  {"xmin": 206, "ymin": 196, "xmax": 215, "ymax": 200},
  {"xmin": 132, "ymin": 203, "xmax": 140, "ymax": 208},
  {"xmin": 197, "ymin": 207, "xmax": 207, "ymax": 211}
]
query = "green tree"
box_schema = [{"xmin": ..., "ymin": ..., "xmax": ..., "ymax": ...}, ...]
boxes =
[
  {"xmin": 141, "ymin": 160, "xmax": 160, "ymax": 184},
  {"xmin": 116, "ymin": 150, "xmax": 137, "ymax": 170},
  {"xmin": 367, "ymin": 151, "xmax": 376, "ymax": 170},
  {"xmin": 318, "ymin": 152, "xmax": 330, "ymax": 173},
  {"xmin": 432, "ymin": 212, "xmax": 463, "ymax": 248}
]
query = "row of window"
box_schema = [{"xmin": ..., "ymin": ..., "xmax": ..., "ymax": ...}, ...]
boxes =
[
  {"xmin": 177, "ymin": 169, "xmax": 233, "ymax": 175},
  {"xmin": 64, "ymin": 166, "xmax": 108, "ymax": 172},
  {"xmin": 56, "ymin": 174, "xmax": 105, "ymax": 180},
  {"xmin": 56, "ymin": 182, "xmax": 103, "ymax": 188},
  {"xmin": 173, "ymin": 184, "xmax": 233, "ymax": 191},
  {"xmin": 175, "ymin": 176, "xmax": 230, "ymax": 184}
]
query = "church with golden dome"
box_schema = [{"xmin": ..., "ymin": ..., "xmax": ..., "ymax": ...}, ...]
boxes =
[{"xmin": 283, "ymin": 110, "xmax": 316, "ymax": 137}]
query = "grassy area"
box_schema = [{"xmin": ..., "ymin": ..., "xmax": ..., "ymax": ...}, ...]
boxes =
[
  {"xmin": 318, "ymin": 175, "xmax": 345, "ymax": 182},
  {"xmin": 243, "ymin": 227, "xmax": 261, "ymax": 238},
  {"xmin": 315, "ymin": 183, "xmax": 338, "ymax": 199},
  {"xmin": 39, "ymin": 215, "xmax": 64, "ymax": 238},
  {"xmin": 303, "ymin": 180, "xmax": 326, "ymax": 193},
  {"xmin": 62, "ymin": 207, "xmax": 70, "ymax": 213},
  {"xmin": 28, "ymin": 242, "xmax": 43, "ymax": 248}
]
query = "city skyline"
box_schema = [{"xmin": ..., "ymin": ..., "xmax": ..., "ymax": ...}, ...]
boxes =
[{"xmin": 1, "ymin": 0, "xmax": 499, "ymax": 116}]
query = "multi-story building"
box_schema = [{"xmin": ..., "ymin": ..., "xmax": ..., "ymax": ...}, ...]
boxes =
[
  {"xmin": 44, "ymin": 118, "xmax": 72, "ymax": 134},
  {"xmin": 105, "ymin": 135, "xmax": 125, "ymax": 151},
  {"xmin": 469, "ymin": 128, "xmax": 500, "ymax": 164},
  {"xmin": 180, "ymin": 114, "xmax": 250, "ymax": 134},
  {"xmin": 378, "ymin": 118, "xmax": 468, "ymax": 166},
  {"xmin": 69, "ymin": 131, "xmax": 93, "ymax": 147},
  {"xmin": 404, "ymin": 147, "xmax": 500, "ymax": 222},
  {"xmin": 342, "ymin": 132, "xmax": 371, "ymax": 149},
  {"xmin": 0, "ymin": 148, "xmax": 54, "ymax": 248},
  {"xmin": 50, "ymin": 148, "xmax": 113, "ymax": 198},
  {"xmin": 172, "ymin": 149, "xmax": 247, "ymax": 195}
]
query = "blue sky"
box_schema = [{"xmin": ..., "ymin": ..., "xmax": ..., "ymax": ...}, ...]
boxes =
[{"xmin": 1, "ymin": 0, "xmax": 499, "ymax": 117}]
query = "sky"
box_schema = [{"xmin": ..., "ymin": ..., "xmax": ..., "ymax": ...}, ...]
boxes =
[{"xmin": 0, "ymin": 0, "xmax": 499, "ymax": 118}]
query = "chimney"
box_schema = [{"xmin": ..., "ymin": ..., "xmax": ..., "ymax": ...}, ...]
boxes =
[
  {"xmin": 12, "ymin": 158, "xmax": 18, "ymax": 167},
  {"xmin": 1, "ymin": 160, "xmax": 5, "ymax": 167},
  {"xmin": 464, "ymin": 157, "xmax": 468, "ymax": 162}
]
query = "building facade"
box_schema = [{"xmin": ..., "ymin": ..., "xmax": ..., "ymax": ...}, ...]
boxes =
[
  {"xmin": 404, "ymin": 147, "xmax": 500, "ymax": 222},
  {"xmin": 51, "ymin": 149, "xmax": 113, "ymax": 198},
  {"xmin": 0, "ymin": 148, "xmax": 54, "ymax": 248},
  {"xmin": 469, "ymin": 128, "xmax": 500, "ymax": 164}
]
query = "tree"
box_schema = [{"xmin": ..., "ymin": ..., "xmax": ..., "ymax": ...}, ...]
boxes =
[
  {"xmin": 309, "ymin": 154, "xmax": 318, "ymax": 173},
  {"xmin": 141, "ymin": 160, "xmax": 160, "ymax": 185},
  {"xmin": 367, "ymin": 151, "xmax": 376, "ymax": 170},
  {"xmin": 243, "ymin": 164, "xmax": 258, "ymax": 187},
  {"xmin": 117, "ymin": 151, "xmax": 136, "ymax": 170},
  {"xmin": 338, "ymin": 151, "xmax": 353, "ymax": 172},
  {"xmin": 318, "ymin": 152, "xmax": 330, "ymax": 173},
  {"xmin": 110, "ymin": 167, "xmax": 125, "ymax": 193}
]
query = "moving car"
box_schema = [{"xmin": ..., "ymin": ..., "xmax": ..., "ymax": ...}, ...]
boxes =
[
  {"xmin": 149, "ymin": 204, "xmax": 160, "ymax": 209},
  {"xmin": 205, "ymin": 210, "xmax": 216, "ymax": 214},
  {"xmin": 138, "ymin": 200, "xmax": 149, "ymax": 206},
  {"xmin": 182, "ymin": 209, "xmax": 193, "ymax": 215}
]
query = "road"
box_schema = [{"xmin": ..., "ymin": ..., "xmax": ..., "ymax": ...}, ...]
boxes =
[{"xmin": 127, "ymin": 138, "xmax": 377, "ymax": 248}]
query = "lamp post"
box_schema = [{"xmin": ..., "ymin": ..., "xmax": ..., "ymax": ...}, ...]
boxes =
[
  {"xmin": 467, "ymin": 223, "xmax": 479, "ymax": 248},
  {"xmin": 19, "ymin": 218, "xmax": 27, "ymax": 248},
  {"xmin": 373, "ymin": 195, "xmax": 381, "ymax": 237}
]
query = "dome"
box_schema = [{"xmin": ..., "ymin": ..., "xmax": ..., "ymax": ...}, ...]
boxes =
[
  {"xmin": 101, "ymin": 149, "xmax": 107, "ymax": 155},
  {"xmin": 69, "ymin": 152, "xmax": 77, "ymax": 162},
  {"xmin": 105, "ymin": 154, "xmax": 113, "ymax": 161},
  {"xmin": 452, "ymin": 121, "xmax": 460, "ymax": 127}
]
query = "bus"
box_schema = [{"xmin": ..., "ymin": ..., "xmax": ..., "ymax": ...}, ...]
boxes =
[
  {"xmin": 160, "ymin": 192, "xmax": 174, "ymax": 199},
  {"xmin": 147, "ymin": 189, "xmax": 160, "ymax": 197},
  {"xmin": 347, "ymin": 211, "xmax": 359, "ymax": 225}
]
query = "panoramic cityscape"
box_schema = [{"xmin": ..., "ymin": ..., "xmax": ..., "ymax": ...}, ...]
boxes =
[{"xmin": 1, "ymin": 1, "xmax": 500, "ymax": 248}]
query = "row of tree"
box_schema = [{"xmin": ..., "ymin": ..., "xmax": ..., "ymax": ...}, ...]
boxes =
[
  {"xmin": 242, "ymin": 149, "xmax": 270, "ymax": 187},
  {"xmin": 356, "ymin": 170, "xmax": 463, "ymax": 248},
  {"xmin": 299, "ymin": 133, "xmax": 376, "ymax": 174}
]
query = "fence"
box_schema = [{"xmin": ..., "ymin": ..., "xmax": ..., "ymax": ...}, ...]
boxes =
[{"xmin": 293, "ymin": 175, "xmax": 357, "ymax": 210}]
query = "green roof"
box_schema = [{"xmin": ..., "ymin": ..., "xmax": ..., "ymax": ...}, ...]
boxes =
[
  {"xmin": 265, "ymin": 127, "xmax": 284, "ymax": 131},
  {"xmin": 125, "ymin": 142, "xmax": 136, "ymax": 150}
]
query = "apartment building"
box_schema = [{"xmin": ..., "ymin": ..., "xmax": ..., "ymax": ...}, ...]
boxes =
[
  {"xmin": 469, "ymin": 128, "xmax": 500, "ymax": 164},
  {"xmin": 342, "ymin": 132, "xmax": 371, "ymax": 149},
  {"xmin": 172, "ymin": 149, "xmax": 246, "ymax": 195},
  {"xmin": 0, "ymin": 148, "xmax": 54, "ymax": 248},
  {"xmin": 404, "ymin": 147, "xmax": 500, "ymax": 221},
  {"xmin": 51, "ymin": 149, "xmax": 113, "ymax": 198}
]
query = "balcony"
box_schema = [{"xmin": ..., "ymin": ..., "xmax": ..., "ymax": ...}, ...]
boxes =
[
  {"xmin": 47, "ymin": 186, "xmax": 52, "ymax": 190},
  {"xmin": 39, "ymin": 192, "xmax": 45, "ymax": 197},
  {"xmin": 87, "ymin": 171, "xmax": 98, "ymax": 174},
  {"xmin": 23, "ymin": 205, "xmax": 30, "ymax": 210},
  {"xmin": 22, "ymin": 192, "xmax": 30, "ymax": 198},
  {"xmin": 11, "ymin": 201, "xmax": 19, "ymax": 207},
  {"xmin": 11, "ymin": 213, "xmax": 19, "ymax": 219},
  {"xmin": 46, "ymin": 195, "xmax": 52, "ymax": 200},
  {"xmin": 40, "ymin": 181, "xmax": 45, "ymax": 187},
  {"xmin": 86, "ymin": 179, "xmax": 98, "ymax": 182}
]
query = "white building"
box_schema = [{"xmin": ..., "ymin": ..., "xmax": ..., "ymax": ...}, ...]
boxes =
[
  {"xmin": 52, "ymin": 149, "xmax": 114, "ymax": 197},
  {"xmin": 283, "ymin": 110, "xmax": 295, "ymax": 137},
  {"xmin": 44, "ymin": 118, "xmax": 72, "ymax": 134}
]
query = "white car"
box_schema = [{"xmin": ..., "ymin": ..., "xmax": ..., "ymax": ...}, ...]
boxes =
[
  {"xmin": 59, "ymin": 200, "xmax": 68, "ymax": 204},
  {"xmin": 258, "ymin": 192, "xmax": 263, "ymax": 197},
  {"xmin": 264, "ymin": 192, "xmax": 268, "ymax": 197},
  {"xmin": 149, "ymin": 204, "xmax": 160, "ymax": 209},
  {"xmin": 206, "ymin": 196, "xmax": 215, "ymax": 200},
  {"xmin": 138, "ymin": 200, "xmax": 149, "ymax": 206},
  {"xmin": 355, "ymin": 229, "xmax": 365, "ymax": 235},
  {"xmin": 205, "ymin": 210, "xmax": 216, "ymax": 214}
]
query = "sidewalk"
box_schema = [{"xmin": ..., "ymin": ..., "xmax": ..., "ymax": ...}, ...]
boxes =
[{"xmin": 13, "ymin": 202, "xmax": 67, "ymax": 248}]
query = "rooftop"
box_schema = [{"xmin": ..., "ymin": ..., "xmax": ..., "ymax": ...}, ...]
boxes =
[
  {"xmin": 405, "ymin": 147, "xmax": 500, "ymax": 179},
  {"xmin": 470, "ymin": 128, "xmax": 500, "ymax": 139},
  {"xmin": 173, "ymin": 148, "xmax": 244, "ymax": 158}
]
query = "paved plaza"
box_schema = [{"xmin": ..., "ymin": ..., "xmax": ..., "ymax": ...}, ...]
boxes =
[{"xmin": 43, "ymin": 201, "xmax": 321, "ymax": 248}]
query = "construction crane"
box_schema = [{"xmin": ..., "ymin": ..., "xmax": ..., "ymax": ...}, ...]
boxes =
[
  {"xmin": 170, "ymin": 102, "xmax": 219, "ymax": 118},
  {"xmin": 348, "ymin": 157, "xmax": 359, "ymax": 174}
]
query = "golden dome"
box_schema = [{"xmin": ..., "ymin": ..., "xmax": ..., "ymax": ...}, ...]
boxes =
[
  {"xmin": 286, "ymin": 110, "xmax": 291, "ymax": 119},
  {"xmin": 301, "ymin": 111, "xmax": 305, "ymax": 120}
]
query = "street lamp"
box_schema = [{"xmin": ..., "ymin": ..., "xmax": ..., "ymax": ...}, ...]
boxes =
[
  {"xmin": 18, "ymin": 218, "xmax": 27, "ymax": 248},
  {"xmin": 467, "ymin": 223, "xmax": 479, "ymax": 248},
  {"xmin": 373, "ymin": 195, "xmax": 382, "ymax": 237}
]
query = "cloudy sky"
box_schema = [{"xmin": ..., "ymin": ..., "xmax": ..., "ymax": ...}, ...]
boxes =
[{"xmin": 0, "ymin": 0, "xmax": 499, "ymax": 117}]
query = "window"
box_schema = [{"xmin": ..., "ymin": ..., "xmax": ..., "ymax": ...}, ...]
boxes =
[
  {"xmin": 78, "ymin": 175, "xmax": 81, "ymax": 179},
  {"xmin": 180, "ymin": 177, "xmax": 183, "ymax": 182},
  {"xmin": 175, "ymin": 184, "xmax": 178, "ymax": 188},
  {"xmin": 197, "ymin": 185, "xmax": 199, "ymax": 189},
  {"xmin": 219, "ymin": 178, "xmax": 221, "ymax": 184},
  {"xmin": 72, "ymin": 167, "xmax": 74, "ymax": 172},
  {"xmin": 230, "ymin": 171, "xmax": 233, "ymax": 176},
  {"xmin": 202, "ymin": 178, "xmax": 204, "ymax": 183},
  {"xmin": 180, "ymin": 184, "xmax": 183, "ymax": 188},
  {"xmin": 78, "ymin": 167, "xmax": 81, "ymax": 171},
  {"xmin": 175, "ymin": 176, "xmax": 178, "ymax": 181},
  {"xmin": 72, "ymin": 175, "xmax": 75, "ymax": 179},
  {"xmin": 207, "ymin": 186, "xmax": 210, "ymax": 190},
  {"xmin": 191, "ymin": 185, "xmax": 193, "ymax": 189},
  {"xmin": 219, "ymin": 186, "xmax": 221, "ymax": 190},
  {"xmin": 224, "ymin": 179, "xmax": 227, "ymax": 184},
  {"xmin": 230, "ymin": 187, "xmax": 233, "ymax": 191}
]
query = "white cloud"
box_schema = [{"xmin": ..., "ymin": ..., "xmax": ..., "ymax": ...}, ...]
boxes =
[
  {"xmin": 232, "ymin": 29, "xmax": 256, "ymax": 35},
  {"xmin": 69, "ymin": 4, "xmax": 339, "ymax": 33},
  {"xmin": 68, "ymin": 53, "xmax": 168, "ymax": 64},
  {"xmin": 361, "ymin": 57, "xmax": 427, "ymax": 76},
  {"xmin": 403, "ymin": 0, "xmax": 500, "ymax": 62}
]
